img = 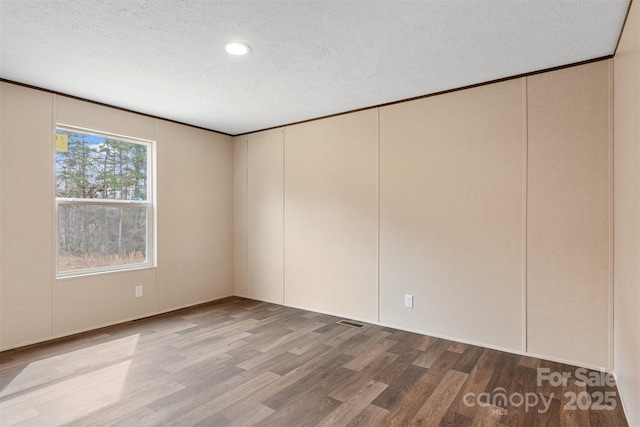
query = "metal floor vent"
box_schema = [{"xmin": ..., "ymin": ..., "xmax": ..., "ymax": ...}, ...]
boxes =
[{"xmin": 337, "ymin": 319, "xmax": 365, "ymax": 328}]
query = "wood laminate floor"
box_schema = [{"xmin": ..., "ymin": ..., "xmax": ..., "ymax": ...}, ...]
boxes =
[{"xmin": 0, "ymin": 297, "xmax": 629, "ymax": 426}]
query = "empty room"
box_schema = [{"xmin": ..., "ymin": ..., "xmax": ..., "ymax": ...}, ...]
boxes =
[{"xmin": 1, "ymin": 1, "xmax": 639, "ymax": 426}]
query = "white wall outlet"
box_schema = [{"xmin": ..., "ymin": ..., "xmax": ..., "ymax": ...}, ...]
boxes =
[
  {"xmin": 135, "ymin": 285, "xmax": 143, "ymax": 298},
  {"xmin": 404, "ymin": 294, "xmax": 413, "ymax": 308}
]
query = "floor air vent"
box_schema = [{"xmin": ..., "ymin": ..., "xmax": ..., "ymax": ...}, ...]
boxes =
[{"xmin": 337, "ymin": 319, "xmax": 365, "ymax": 328}]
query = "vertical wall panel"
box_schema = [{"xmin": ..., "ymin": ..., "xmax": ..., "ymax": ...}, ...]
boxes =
[
  {"xmin": 0, "ymin": 83, "xmax": 54, "ymax": 348},
  {"xmin": 157, "ymin": 120, "xmax": 234, "ymax": 311},
  {"xmin": 234, "ymin": 136, "xmax": 249, "ymax": 297},
  {"xmin": 527, "ymin": 61, "xmax": 611, "ymax": 368},
  {"xmin": 284, "ymin": 110, "xmax": 378, "ymax": 322},
  {"xmin": 613, "ymin": 0, "xmax": 640, "ymax": 422},
  {"xmin": 379, "ymin": 79, "xmax": 525, "ymax": 351},
  {"xmin": 247, "ymin": 131, "xmax": 284, "ymax": 304}
]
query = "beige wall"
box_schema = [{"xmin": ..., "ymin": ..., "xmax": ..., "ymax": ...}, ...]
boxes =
[
  {"xmin": 56, "ymin": 269, "xmax": 157, "ymax": 334},
  {"xmin": 233, "ymin": 134, "xmax": 249, "ymax": 298},
  {"xmin": 156, "ymin": 120, "xmax": 234, "ymax": 311},
  {"xmin": 527, "ymin": 61, "xmax": 612, "ymax": 368},
  {"xmin": 56, "ymin": 93, "xmax": 156, "ymax": 140},
  {"xmin": 379, "ymin": 79, "xmax": 525, "ymax": 352},
  {"xmin": 247, "ymin": 131, "xmax": 284, "ymax": 304},
  {"xmin": 284, "ymin": 111, "xmax": 378, "ymax": 322},
  {"xmin": 235, "ymin": 61, "xmax": 613, "ymax": 370},
  {"xmin": 0, "ymin": 82, "xmax": 234, "ymax": 350},
  {"xmin": 1, "ymin": 83, "xmax": 55, "ymax": 347},
  {"xmin": 614, "ymin": 0, "xmax": 640, "ymax": 424}
]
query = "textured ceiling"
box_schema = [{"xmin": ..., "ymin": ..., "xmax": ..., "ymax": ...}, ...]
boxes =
[{"xmin": 0, "ymin": 0, "xmax": 630, "ymax": 135}]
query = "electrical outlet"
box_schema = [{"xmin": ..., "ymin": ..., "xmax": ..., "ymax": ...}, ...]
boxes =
[
  {"xmin": 135, "ymin": 285, "xmax": 143, "ymax": 298},
  {"xmin": 404, "ymin": 294, "xmax": 413, "ymax": 308}
]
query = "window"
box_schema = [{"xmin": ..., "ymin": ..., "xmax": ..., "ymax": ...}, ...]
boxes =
[{"xmin": 55, "ymin": 126, "xmax": 154, "ymax": 276}]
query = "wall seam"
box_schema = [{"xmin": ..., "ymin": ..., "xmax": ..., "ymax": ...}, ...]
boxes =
[
  {"xmin": 245, "ymin": 137, "xmax": 249, "ymax": 298},
  {"xmin": 52, "ymin": 94, "xmax": 57, "ymax": 337},
  {"xmin": 377, "ymin": 108, "xmax": 381, "ymax": 324},
  {"xmin": 608, "ymin": 58, "xmax": 615, "ymax": 372},
  {"xmin": 282, "ymin": 128, "xmax": 286, "ymax": 305},
  {"xmin": 0, "ymin": 84, "xmax": 2, "ymax": 347},
  {"xmin": 522, "ymin": 77, "xmax": 529, "ymax": 353},
  {"xmin": 155, "ymin": 119, "xmax": 160, "ymax": 313}
]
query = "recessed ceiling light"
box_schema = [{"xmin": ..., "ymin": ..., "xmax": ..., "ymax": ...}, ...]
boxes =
[{"xmin": 224, "ymin": 41, "xmax": 251, "ymax": 56}]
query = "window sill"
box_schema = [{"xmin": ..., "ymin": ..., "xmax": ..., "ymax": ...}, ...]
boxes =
[{"xmin": 56, "ymin": 265, "xmax": 157, "ymax": 281}]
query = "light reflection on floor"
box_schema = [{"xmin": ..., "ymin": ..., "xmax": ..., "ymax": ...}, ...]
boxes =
[{"xmin": 0, "ymin": 334, "xmax": 139, "ymax": 425}]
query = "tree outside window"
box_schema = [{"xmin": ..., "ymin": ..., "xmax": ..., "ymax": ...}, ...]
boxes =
[{"xmin": 55, "ymin": 127, "xmax": 154, "ymax": 275}]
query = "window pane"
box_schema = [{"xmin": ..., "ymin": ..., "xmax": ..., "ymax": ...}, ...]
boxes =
[
  {"xmin": 55, "ymin": 129, "xmax": 148, "ymax": 201},
  {"xmin": 58, "ymin": 204, "xmax": 148, "ymax": 272}
]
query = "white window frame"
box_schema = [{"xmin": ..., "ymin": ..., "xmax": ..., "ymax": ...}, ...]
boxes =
[{"xmin": 55, "ymin": 124, "xmax": 156, "ymax": 278}]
